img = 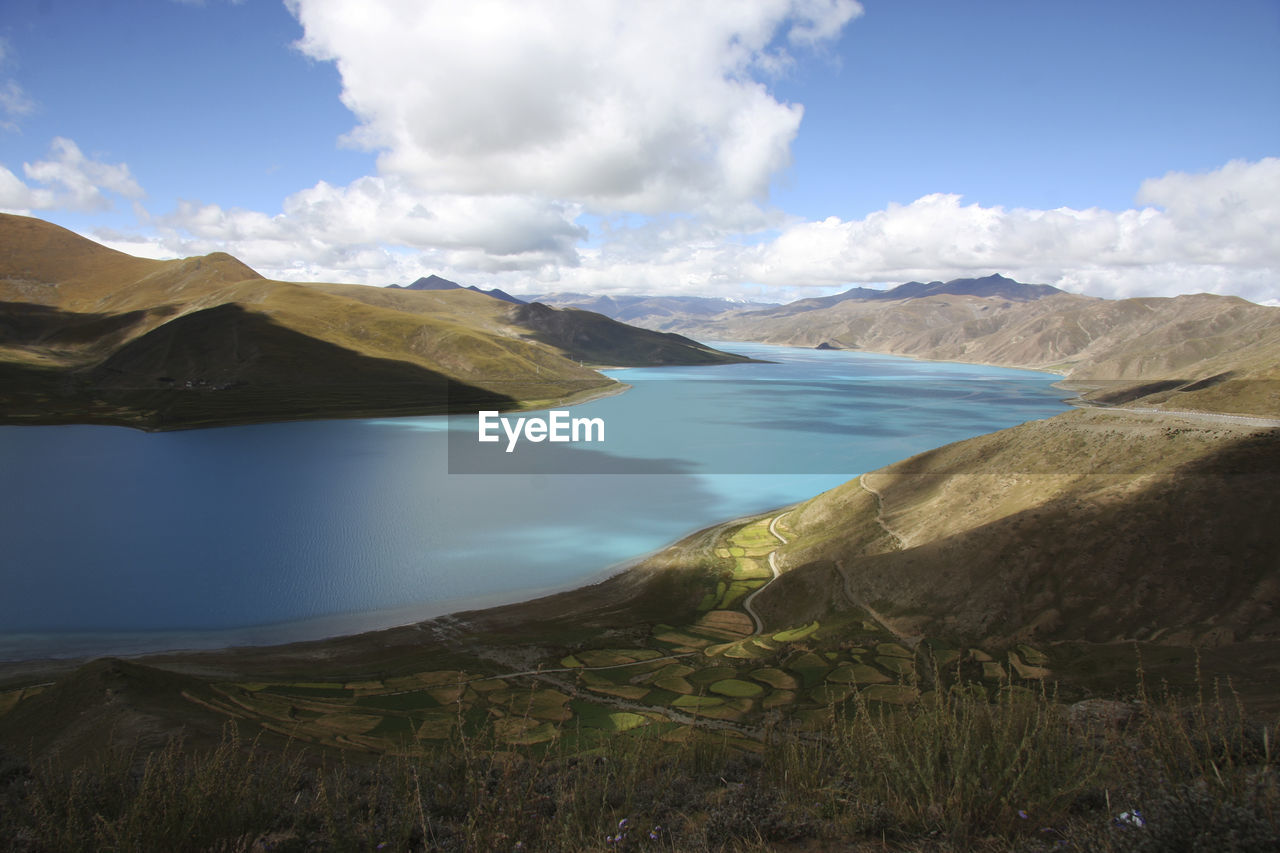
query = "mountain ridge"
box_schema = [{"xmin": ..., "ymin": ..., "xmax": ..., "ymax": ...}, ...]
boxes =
[
  {"xmin": 537, "ymin": 274, "xmax": 1279, "ymax": 416},
  {"xmin": 388, "ymin": 273, "xmax": 527, "ymax": 304},
  {"xmin": 0, "ymin": 214, "xmax": 752, "ymax": 429}
]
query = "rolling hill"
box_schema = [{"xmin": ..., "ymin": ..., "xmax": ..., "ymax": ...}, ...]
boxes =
[
  {"xmin": 757, "ymin": 408, "xmax": 1280, "ymax": 649},
  {"xmin": 0, "ymin": 214, "xmax": 751, "ymax": 429}
]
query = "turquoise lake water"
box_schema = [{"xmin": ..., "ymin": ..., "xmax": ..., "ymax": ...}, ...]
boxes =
[{"xmin": 0, "ymin": 343, "xmax": 1069, "ymax": 659}]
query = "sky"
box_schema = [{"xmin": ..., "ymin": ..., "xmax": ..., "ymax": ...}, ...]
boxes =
[{"xmin": 1, "ymin": 0, "xmax": 1278, "ymax": 305}]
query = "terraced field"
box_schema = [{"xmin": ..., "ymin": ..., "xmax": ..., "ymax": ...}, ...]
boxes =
[
  {"xmin": 169, "ymin": 514, "xmax": 1055, "ymax": 751},
  {"xmin": 702, "ymin": 517, "xmax": 778, "ymax": 614}
]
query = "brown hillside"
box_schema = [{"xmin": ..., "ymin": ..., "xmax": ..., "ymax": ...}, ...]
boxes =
[
  {"xmin": 760, "ymin": 408, "xmax": 1280, "ymax": 648},
  {"xmin": 0, "ymin": 214, "xmax": 160, "ymax": 303},
  {"xmin": 506, "ymin": 301, "xmax": 751, "ymax": 367},
  {"xmin": 0, "ymin": 214, "xmax": 748, "ymax": 428},
  {"xmin": 0, "ymin": 658, "xmax": 232, "ymax": 764},
  {"xmin": 668, "ymin": 285, "xmax": 1280, "ymax": 416}
]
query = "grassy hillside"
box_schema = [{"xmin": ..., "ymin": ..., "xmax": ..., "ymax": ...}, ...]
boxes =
[
  {"xmin": 506, "ymin": 301, "xmax": 749, "ymax": 367},
  {"xmin": 0, "ymin": 214, "xmax": 750, "ymax": 429},
  {"xmin": 762, "ymin": 409, "xmax": 1280, "ymax": 651},
  {"xmin": 2, "ymin": 456, "xmax": 1276, "ymax": 847}
]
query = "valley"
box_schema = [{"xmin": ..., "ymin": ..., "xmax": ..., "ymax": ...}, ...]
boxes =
[{"xmin": 1, "ymin": 216, "xmax": 1277, "ymax": 850}]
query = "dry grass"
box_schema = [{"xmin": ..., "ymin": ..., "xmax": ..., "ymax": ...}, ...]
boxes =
[
  {"xmin": 2, "ymin": 670, "xmax": 1275, "ymax": 852},
  {"xmin": 766, "ymin": 410, "xmax": 1280, "ymax": 649}
]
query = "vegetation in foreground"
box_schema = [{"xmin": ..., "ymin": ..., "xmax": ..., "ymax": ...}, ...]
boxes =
[
  {"xmin": 2, "ymin": 495, "xmax": 1278, "ymax": 849},
  {"xmin": 2, "ymin": 668, "xmax": 1276, "ymax": 852}
]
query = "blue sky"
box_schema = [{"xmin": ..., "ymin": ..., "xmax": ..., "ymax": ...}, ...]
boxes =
[
  {"xmin": 774, "ymin": 0, "xmax": 1279, "ymax": 216},
  {"xmin": 2, "ymin": 0, "xmax": 1277, "ymax": 303}
]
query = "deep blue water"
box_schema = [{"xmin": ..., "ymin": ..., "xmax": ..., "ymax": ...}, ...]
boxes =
[{"xmin": 0, "ymin": 343, "xmax": 1068, "ymax": 659}]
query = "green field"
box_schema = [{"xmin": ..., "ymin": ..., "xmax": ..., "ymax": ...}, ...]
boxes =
[{"xmin": 709, "ymin": 678, "xmax": 765, "ymax": 698}]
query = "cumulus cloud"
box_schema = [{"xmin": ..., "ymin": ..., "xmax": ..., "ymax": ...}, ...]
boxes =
[
  {"xmin": 733, "ymin": 158, "xmax": 1280, "ymax": 304},
  {"xmin": 0, "ymin": 137, "xmax": 144, "ymax": 213},
  {"xmin": 286, "ymin": 0, "xmax": 861, "ymax": 217},
  {"xmin": 155, "ymin": 175, "xmax": 587, "ymax": 281},
  {"xmin": 108, "ymin": 157, "xmax": 1280, "ymax": 307},
  {"xmin": 100, "ymin": 1, "xmax": 862, "ymax": 285},
  {"xmin": 7, "ymin": 5, "xmax": 1268, "ymax": 306}
]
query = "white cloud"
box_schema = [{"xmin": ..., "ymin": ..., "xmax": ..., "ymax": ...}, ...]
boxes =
[
  {"xmin": 731, "ymin": 158, "xmax": 1280, "ymax": 304},
  {"xmin": 1136, "ymin": 158, "xmax": 1280, "ymax": 267},
  {"xmin": 155, "ymin": 175, "xmax": 587, "ymax": 281},
  {"xmin": 0, "ymin": 35, "xmax": 35, "ymax": 132},
  {"xmin": 0, "ymin": 137, "xmax": 144, "ymax": 213},
  {"xmin": 109, "ymin": 157, "xmax": 1280, "ymax": 307},
  {"xmin": 286, "ymin": 0, "xmax": 861, "ymax": 218},
  {"xmin": 16, "ymin": 0, "xmax": 1271, "ymax": 307},
  {"xmin": 0, "ymin": 80, "xmax": 34, "ymax": 128},
  {"xmin": 131, "ymin": 0, "xmax": 867, "ymax": 286}
]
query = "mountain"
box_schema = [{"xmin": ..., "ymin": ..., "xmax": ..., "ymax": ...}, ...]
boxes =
[
  {"xmin": 506, "ymin": 302, "xmax": 750, "ymax": 367},
  {"xmin": 535, "ymin": 275, "xmax": 1055, "ymax": 330},
  {"xmin": 0, "ymin": 214, "xmax": 750, "ymax": 429},
  {"xmin": 533, "ymin": 292, "xmax": 778, "ymax": 332},
  {"xmin": 392, "ymin": 273, "xmax": 461, "ymax": 291},
  {"xmin": 389, "ymin": 274, "xmax": 527, "ymax": 304},
  {"xmin": 652, "ymin": 277, "xmax": 1280, "ymax": 417},
  {"xmin": 534, "ymin": 277, "xmax": 1279, "ymax": 418},
  {"xmin": 878, "ymin": 273, "xmax": 1063, "ymax": 302},
  {"xmin": 739, "ymin": 274, "xmax": 1064, "ymax": 319}
]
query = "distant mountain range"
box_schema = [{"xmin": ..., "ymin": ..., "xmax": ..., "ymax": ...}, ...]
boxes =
[
  {"xmin": 389, "ymin": 273, "xmax": 527, "ymax": 305},
  {"xmin": 532, "ymin": 274, "xmax": 1057, "ymax": 331},
  {"xmin": 737, "ymin": 273, "xmax": 1065, "ymax": 317},
  {"xmin": 540, "ymin": 273, "xmax": 1280, "ymax": 417},
  {"xmin": 530, "ymin": 292, "xmax": 774, "ymax": 330},
  {"xmin": 6, "ymin": 217, "xmax": 1274, "ymax": 428},
  {"xmin": 0, "ymin": 214, "xmax": 751, "ymax": 430}
]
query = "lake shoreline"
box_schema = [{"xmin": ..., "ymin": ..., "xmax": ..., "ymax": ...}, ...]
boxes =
[
  {"xmin": 0, "ymin": 376, "xmax": 634, "ymax": 434},
  {"xmin": 0, "ymin": 342, "xmax": 1073, "ymax": 676},
  {"xmin": 0, "ymin": 508, "xmax": 757, "ymax": 686}
]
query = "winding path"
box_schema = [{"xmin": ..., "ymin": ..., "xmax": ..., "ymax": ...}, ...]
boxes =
[
  {"xmin": 831, "ymin": 559, "xmax": 918, "ymax": 647},
  {"xmin": 741, "ymin": 513, "xmax": 789, "ymax": 635},
  {"xmin": 835, "ymin": 475, "xmax": 919, "ymax": 646},
  {"xmin": 1070, "ymin": 401, "xmax": 1280, "ymax": 429},
  {"xmin": 859, "ymin": 472, "xmax": 907, "ymax": 550},
  {"xmin": 373, "ymin": 651, "xmax": 703, "ymax": 699}
]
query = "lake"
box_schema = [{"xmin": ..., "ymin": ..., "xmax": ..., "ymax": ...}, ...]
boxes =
[{"xmin": 0, "ymin": 343, "xmax": 1069, "ymax": 659}]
